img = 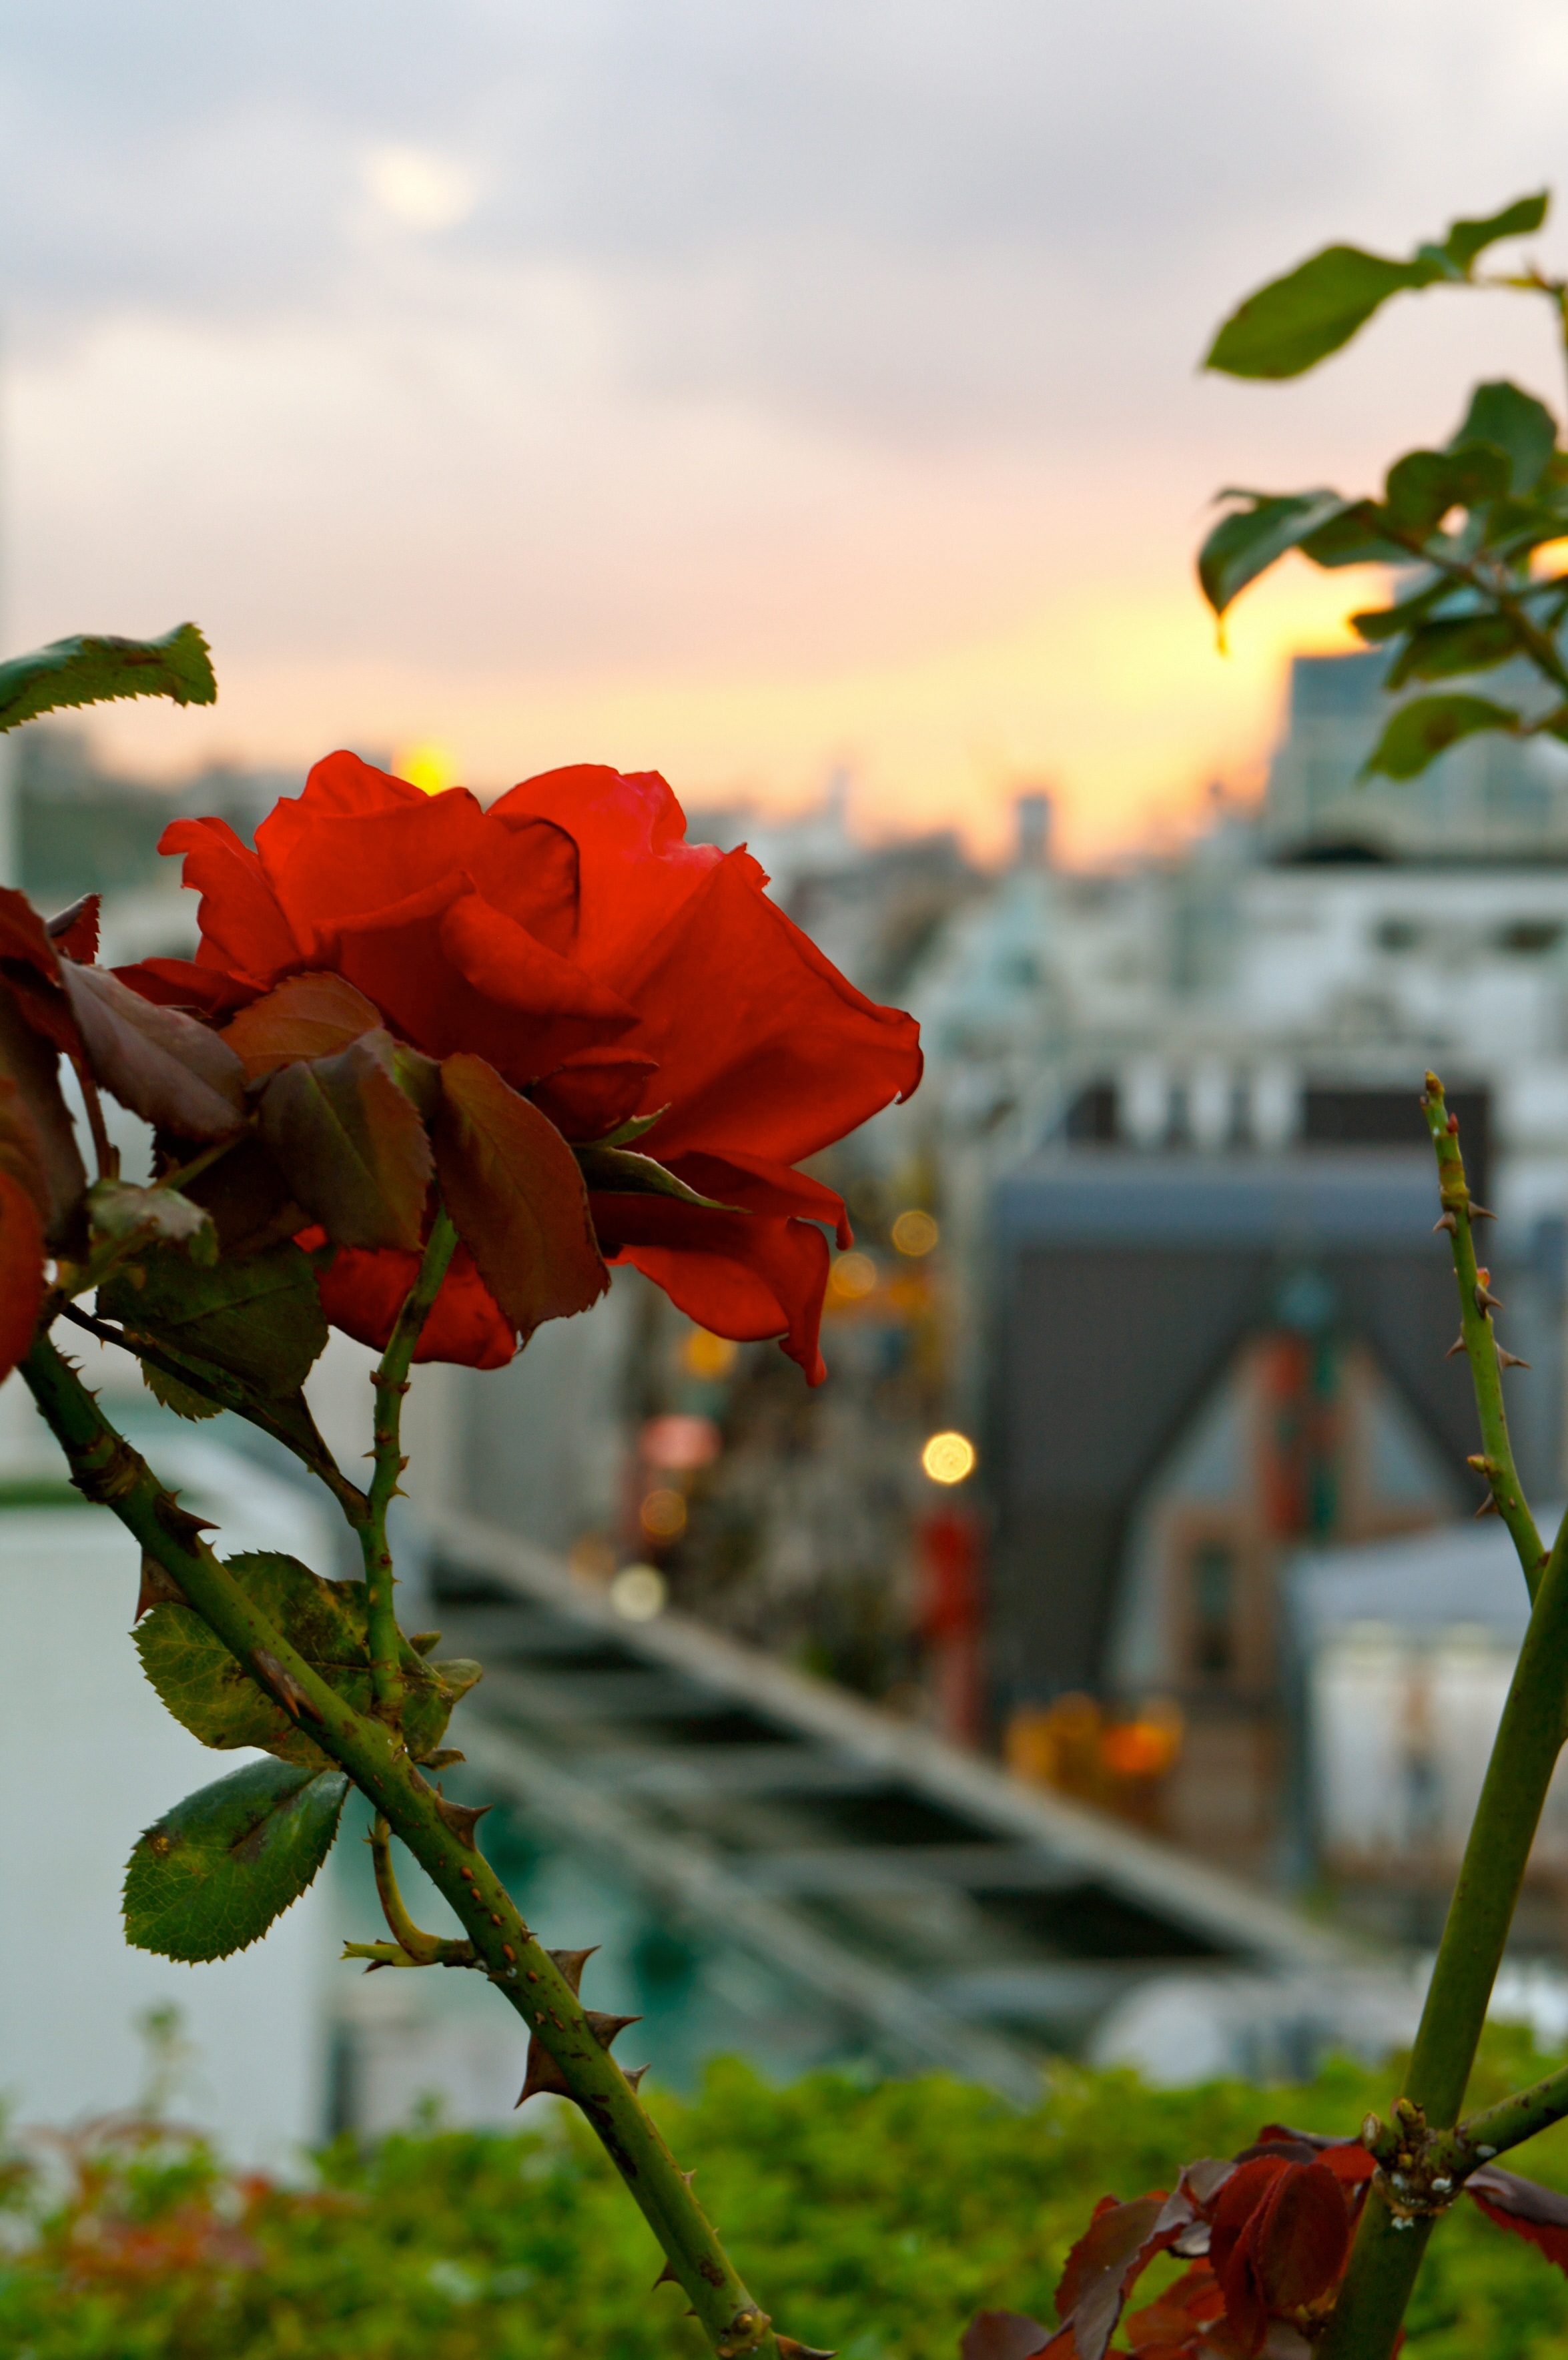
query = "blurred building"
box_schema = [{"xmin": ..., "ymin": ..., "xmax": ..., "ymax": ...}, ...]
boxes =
[{"xmin": 875, "ymin": 649, "xmax": 1568, "ymax": 1896}]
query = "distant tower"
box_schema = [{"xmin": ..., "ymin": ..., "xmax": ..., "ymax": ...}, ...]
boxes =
[{"xmin": 1014, "ymin": 789, "xmax": 1053, "ymax": 869}]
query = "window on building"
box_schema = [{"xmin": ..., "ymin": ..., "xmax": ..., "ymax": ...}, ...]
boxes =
[{"xmin": 1190, "ymin": 1541, "xmax": 1236, "ymax": 1679}]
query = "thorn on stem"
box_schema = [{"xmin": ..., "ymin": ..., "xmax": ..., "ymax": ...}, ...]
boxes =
[
  {"xmin": 548, "ymin": 1947, "xmax": 599, "ymax": 1996},
  {"xmin": 1499, "ymin": 1349, "xmax": 1533, "ymax": 1368},
  {"xmin": 1475, "ymin": 1497, "xmax": 1501, "ymax": 1519},
  {"xmin": 1471, "ymin": 1202, "xmax": 1498, "ymax": 1222},
  {"xmin": 1445, "ymin": 1335, "xmax": 1469, "ymax": 1360},
  {"xmin": 253, "ymin": 1647, "xmax": 320, "ymax": 1720},
  {"xmin": 1433, "ymin": 1211, "xmax": 1458, "ymax": 1235},
  {"xmin": 434, "ymin": 1795, "xmax": 492, "ymax": 1850}
]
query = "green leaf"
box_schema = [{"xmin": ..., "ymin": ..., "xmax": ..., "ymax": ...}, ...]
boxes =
[
  {"xmin": 595, "ymin": 1105, "xmax": 669, "ymax": 1148},
  {"xmin": 99, "ymin": 1238, "xmax": 327, "ymax": 1400},
  {"xmin": 1383, "ymin": 444, "xmax": 1511, "ymax": 536},
  {"xmin": 1450, "ymin": 380, "xmax": 1559, "ymax": 494},
  {"xmin": 1439, "ymin": 191, "xmax": 1549, "ymax": 273},
  {"xmin": 1296, "ymin": 502, "xmax": 1412, "ymax": 570},
  {"xmin": 133, "ymin": 1549, "xmax": 480, "ymax": 1769},
  {"xmin": 258, "ymin": 1030, "xmax": 432, "ymax": 1252},
  {"xmin": 141, "ymin": 1357, "xmax": 225, "ymax": 1422},
  {"xmin": 572, "ymin": 1142, "xmax": 733, "ymax": 1210},
  {"xmin": 87, "ymin": 1178, "xmax": 216, "ymax": 1264},
  {"xmin": 0, "ymin": 625, "xmax": 216, "ymax": 735},
  {"xmin": 1385, "ymin": 615, "xmax": 1523, "ymax": 689},
  {"xmin": 1196, "ymin": 491, "xmax": 1352, "ymax": 619},
  {"xmin": 123, "ymin": 1757, "xmax": 348, "ymax": 1962},
  {"xmin": 1204, "ymin": 246, "xmax": 1441, "ymax": 380},
  {"xmin": 434, "ymin": 1053, "xmax": 608, "ymax": 1343},
  {"xmin": 1362, "ymin": 693, "xmax": 1521, "ymax": 781},
  {"xmin": 1350, "ymin": 578, "xmax": 1457, "ymax": 645}
]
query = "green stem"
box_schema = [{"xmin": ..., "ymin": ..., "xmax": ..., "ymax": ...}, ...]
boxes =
[
  {"xmin": 55, "ymin": 1300, "xmax": 368, "ymax": 1527},
  {"xmin": 1433, "ymin": 2058, "xmax": 1568, "ymax": 2180},
  {"xmin": 1321, "ymin": 1078, "xmax": 1568, "ymax": 2359},
  {"xmin": 367, "ymin": 1813, "xmax": 473, "ymax": 1966},
  {"xmin": 1421, "ymin": 1074, "xmax": 1545, "ymax": 1599},
  {"xmin": 362, "ymin": 1208, "xmax": 459, "ymax": 1722},
  {"xmin": 21, "ymin": 1330, "xmax": 781, "ymax": 2360}
]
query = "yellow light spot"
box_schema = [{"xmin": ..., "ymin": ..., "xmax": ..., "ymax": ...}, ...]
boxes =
[
  {"xmin": 611, "ymin": 1564, "xmax": 667, "ymax": 1621},
  {"xmin": 891, "ymin": 1209, "xmax": 939, "ymax": 1258},
  {"xmin": 683, "ymin": 1328, "xmax": 739, "ymax": 1379},
  {"xmin": 922, "ymin": 1430, "xmax": 976, "ymax": 1485},
  {"xmin": 395, "ymin": 741, "xmax": 461, "ymax": 797},
  {"xmin": 829, "ymin": 1251, "xmax": 879, "ymax": 1300},
  {"xmin": 639, "ymin": 1487, "xmax": 687, "ymax": 1540}
]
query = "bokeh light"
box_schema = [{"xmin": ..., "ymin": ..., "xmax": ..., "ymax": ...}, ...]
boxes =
[
  {"xmin": 639, "ymin": 1487, "xmax": 688, "ymax": 1539},
  {"xmin": 683, "ymin": 1328, "xmax": 739, "ymax": 1379},
  {"xmin": 611, "ymin": 1564, "xmax": 667, "ymax": 1621},
  {"xmin": 891, "ymin": 1209, "xmax": 939, "ymax": 1257},
  {"xmin": 921, "ymin": 1430, "xmax": 977, "ymax": 1485},
  {"xmin": 828, "ymin": 1250, "xmax": 879, "ymax": 1300}
]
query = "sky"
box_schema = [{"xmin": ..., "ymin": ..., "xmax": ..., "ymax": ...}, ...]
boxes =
[{"xmin": 7, "ymin": 2, "xmax": 1568, "ymax": 862}]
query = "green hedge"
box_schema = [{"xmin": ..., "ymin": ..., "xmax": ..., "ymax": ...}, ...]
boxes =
[{"xmin": 5, "ymin": 2032, "xmax": 1568, "ymax": 2358}]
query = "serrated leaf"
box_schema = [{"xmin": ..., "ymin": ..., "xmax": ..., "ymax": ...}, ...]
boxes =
[
  {"xmin": 0, "ymin": 980, "xmax": 86, "ymax": 1246},
  {"xmin": 1440, "ymin": 191, "xmax": 1550, "ymax": 273},
  {"xmin": 123, "ymin": 1757, "xmax": 347, "ymax": 1962},
  {"xmin": 141, "ymin": 1357, "xmax": 224, "ymax": 1421},
  {"xmin": 1204, "ymin": 246, "xmax": 1441, "ymax": 381},
  {"xmin": 434, "ymin": 1052, "xmax": 608, "ymax": 1343},
  {"xmin": 46, "ymin": 893, "xmax": 100, "ymax": 963},
  {"xmin": 220, "ymin": 971, "xmax": 384, "ymax": 1081},
  {"xmin": 1383, "ymin": 443, "xmax": 1511, "ymax": 536},
  {"xmin": 1385, "ymin": 613, "xmax": 1523, "ymax": 689},
  {"xmin": 87, "ymin": 1178, "xmax": 216, "ymax": 1264},
  {"xmin": 99, "ymin": 1239, "xmax": 327, "ymax": 1399},
  {"xmin": 133, "ymin": 1550, "xmax": 478, "ymax": 1768},
  {"xmin": 62, "ymin": 963, "xmax": 246, "ymax": 1139},
  {"xmin": 1362, "ymin": 693, "xmax": 1521, "ymax": 781},
  {"xmin": 1196, "ymin": 491, "xmax": 1352, "ymax": 620},
  {"xmin": 1451, "ymin": 379, "xmax": 1559, "ymax": 494},
  {"xmin": 0, "ymin": 624, "xmax": 216, "ymax": 735},
  {"xmin": 258, "ymin": 1030, "xmax": 432, "ymax": 1252},
  {"xmin": 571, "ymin": 1141, "xmax": 733, "ymax": 1209}
]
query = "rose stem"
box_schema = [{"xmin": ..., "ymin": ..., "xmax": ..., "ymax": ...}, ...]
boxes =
[
  {"xmin": 362, "ymin": 1204, "xmax": 459, "ymax": 1723},
  {"xmin": 19, "ymin": 1330, "xmax": 784, "ymax": 2360},
  {"xmin": 1320, "ymin": 1076, "xmax": 1568, "ymax": 2359}
]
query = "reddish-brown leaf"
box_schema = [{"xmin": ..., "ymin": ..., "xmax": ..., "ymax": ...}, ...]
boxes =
[
  {"xmin": 433, "ymin": 1051, "xmax": 608, "ymax": 1343},
  {"xmin": 1049, "ymin": 2193, "xmax": 1177, "ymax": 2360},
  {"xmin": 61, "ymin": 963, "xmax": 246, "ymax": 1138},
  {"xmin": 0, "ymin": 981, "xmax": 87, "ymax": 1245},
  {"xmin": 1252, "ymin": 2160, "xmax": 1351, "ymax": 2313},
  {"xmin": 1468, "ymin": 2166, "xmax": 1568, "ymax": 2273},
  {"xmin": 221, "ymin": 971, "xmax": 384, "ymax": 1081},
  {"xmin": 1125, "ymin": 2262, "xmax": 1227, "ymax": 2354},
  {"xmin": 0, "ymin": 884, "xmax": 80, "ymax": 1052},
  {"xmin": 258, "ymin": 1031, "xmax": 432, "ymax": 1253},
  {"xmin": 0, "ymin": 1165, "xmax": 45, "ymax": 1382},
  {"xmin": 46, "ymin": 893, "xmax": 101, "ymax": 963},
  {"xmin": 0, "ymin": 1074, "xmax": 48, "ymax": 1224},
  {"xmin": 959, "ymin": 2314, "xmax": 1050, "ymax": 2360}
]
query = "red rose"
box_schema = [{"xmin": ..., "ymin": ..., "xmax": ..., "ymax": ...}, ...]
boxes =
[{"xmin": 125, "ymin": 753, "xmax": 921, "ymax": 1379}]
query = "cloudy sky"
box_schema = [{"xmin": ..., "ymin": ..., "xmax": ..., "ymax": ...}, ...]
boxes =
[{"xmin": 7, "ymin": 1, "xmax": 1568, "ymax": 857}]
